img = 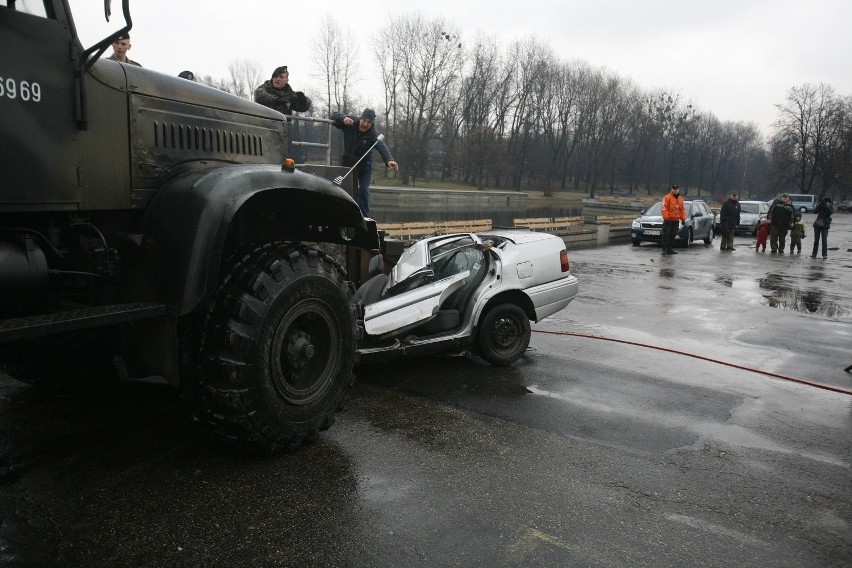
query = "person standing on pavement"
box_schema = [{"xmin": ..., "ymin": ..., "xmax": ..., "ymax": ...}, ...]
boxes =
[
  {"xmin": 789, "ymin": 214, "xmax": 806, "ymax": 254},
  {"xmin": 755, "ymin": 218, "xmax": 770, "ymax": 252},
  {"xmin": 811, "ymin": 197, "xmax": 833, "ymax": 258},
  {"xmin": 330, "ymin": 108, "xmax": 399, "ymax": 216},
  {"xmin": 767, "ymin": 193, "xmax": 795, "ymax": 253},
  {"xmin": 719, "ymin": 192, "xmax": 740, "ymax": 251},
  {"xmin": 660, "ymin": 184, "xmax": 686, "ymax": 255}
]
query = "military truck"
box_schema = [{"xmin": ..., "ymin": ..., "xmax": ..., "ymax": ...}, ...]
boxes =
[{"xmin": 0, "ymin": 0, "xmax": 379, "ymax": 451}]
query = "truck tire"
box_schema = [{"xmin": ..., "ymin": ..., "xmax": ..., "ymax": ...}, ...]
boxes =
[
  {"xmin": 193, "ymin": 243, "xmax": 356, "ymax": 452},
  {"xmin": 476, "ymin": 303, "xmax": 531, "ymax": 366}
]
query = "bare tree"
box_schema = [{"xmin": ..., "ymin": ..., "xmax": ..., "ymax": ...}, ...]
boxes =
[
  {"xmin": 578, "ymin": 71, "xmax": 632, "ymax": 197},
  {"xmin": 374, "ymin": 15, "xmax": 464, "ymax": 185},
  {"xmin": 196, "ymin": 74, "xmax": 232, "ymax": 93},
  {"xmin": 454, "ymin": 34, "xmax": 505, "ymax": 186},
  {"xmin": 226, "ymin": 59, "xmax": 264, "ymax": 100},
  {"xmin": 501, "ymin": 38, "xmax": 554, "ymax": 190},
  {"xmin": 312, "ymin": 15, "xmax": 360, "ymax": 116},
  {"xmin": 771, "ymin": 83, "xmax": 846, "ymax": 196}
]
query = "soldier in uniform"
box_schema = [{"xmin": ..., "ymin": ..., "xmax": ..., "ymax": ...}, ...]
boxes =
[
  {"xmin": 106, "ymin": 33, "xmax": 142, "ymax": 67},
  {"xmin": 253, "ymin": 66, "xmax": 311, "ymax": 116}
]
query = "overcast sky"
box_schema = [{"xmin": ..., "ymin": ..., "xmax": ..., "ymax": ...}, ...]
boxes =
[{"xmin": 73, "ymin": 0, "xmax": 851, "ymax": 137}]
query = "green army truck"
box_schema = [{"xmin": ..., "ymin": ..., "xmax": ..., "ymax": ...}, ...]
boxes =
[{"xmin": 0, "ymin": 0, "xmax": 379, "ymax": 451}]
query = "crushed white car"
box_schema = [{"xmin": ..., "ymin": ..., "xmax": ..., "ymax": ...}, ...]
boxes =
[{"xmin": 354, "ymin": 230, "xmax": 579, "ymax": 366}]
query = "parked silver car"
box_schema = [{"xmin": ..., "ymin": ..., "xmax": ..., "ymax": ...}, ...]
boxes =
[
  {"xmin": 714, "ymin": 200, "xmax": 769, "ymax": 235},
  {"xmin": 354, "ymin": 231, "xmax": 579, "ymax": 366}
]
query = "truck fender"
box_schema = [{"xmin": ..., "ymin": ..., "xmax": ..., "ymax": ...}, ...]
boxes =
[{"xmin": 137, "ymin": 164, "xmax": 378, "ymax": 315}]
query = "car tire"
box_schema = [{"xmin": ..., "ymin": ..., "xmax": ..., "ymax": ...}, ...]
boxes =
[
  {"xmin": 193, "ymin": 243, "xmax": 356, "ymax": 452},
  {"xmin": 632, "ymin": 239, "xmax": 641, "ymax": 246},
  {"xmin": 476, "ymin": 303, "xmax": 531, "ymax": 366},
  {"xmin": 704, "ymin": 227, "xmax": 714, "ymax": 245},
  {"xmin": 680, "ymin": 228, "xmax": 692, "ymax": 248},
  {"xmin": 799, "ymin": 206, "xmax": 807, "ymax": 213}
]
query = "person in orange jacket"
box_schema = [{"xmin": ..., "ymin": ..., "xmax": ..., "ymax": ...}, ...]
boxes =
[{"xmin": 661, "ymin": 184, "xmax": 686, "ymax": 255}]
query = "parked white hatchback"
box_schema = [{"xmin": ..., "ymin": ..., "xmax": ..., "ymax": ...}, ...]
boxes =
[{"xmin": 354, "ymin": 230, "xmax": 579, "ymax": 366}]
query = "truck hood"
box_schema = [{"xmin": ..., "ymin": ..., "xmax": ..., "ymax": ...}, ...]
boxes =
[{"xmin": 93, "ymin": 60, "xmax": 286, "ymax": 122}]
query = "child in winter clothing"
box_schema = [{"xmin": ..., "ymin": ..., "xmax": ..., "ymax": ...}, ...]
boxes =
[
  {"xmin": 755, "ymin": 218, "xmax": 770, "ymax": 252},
  {"xmin": 789, "ymin": 214, "xmax": 806, "ymax": 253}
]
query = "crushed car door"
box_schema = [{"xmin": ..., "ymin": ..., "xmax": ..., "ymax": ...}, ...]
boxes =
[{"xmin": 362, "ymin": 271, "xmax": 469, "ymax": 335}]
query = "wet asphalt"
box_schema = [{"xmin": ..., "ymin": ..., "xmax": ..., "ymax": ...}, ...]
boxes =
[{"xmin": 0, "ymin": 214, "xmax": 849, "ymax": 567}]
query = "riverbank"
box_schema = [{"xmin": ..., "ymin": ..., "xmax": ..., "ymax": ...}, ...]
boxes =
[{"xmin": 368, "ymin": 186, "xmax": 643, "ymax": 249}]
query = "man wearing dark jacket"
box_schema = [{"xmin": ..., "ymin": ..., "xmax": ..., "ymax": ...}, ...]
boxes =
[
  {"xmin": 331, "ymin": 108, "xmax": 399, "ymax": 215},
  {"xmin": 767, "ymin": 194, "xmax": 795, "ymax": 253},
  {"xmin": 254, "ymin": 66, "xmax": 311, "ymax": 116},
  {"xmin": 719, "ymin": 192, "xmax": 740, "ymax": 251}
]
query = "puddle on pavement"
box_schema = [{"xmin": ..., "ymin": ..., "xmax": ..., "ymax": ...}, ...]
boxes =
[{"xmin": 717, "ymin": 273, "xmax": 849, "ymax": 317}]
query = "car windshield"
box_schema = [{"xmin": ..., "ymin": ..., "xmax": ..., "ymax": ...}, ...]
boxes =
[
  {"xmin": 644, "ymin": 201, "xmax": 696, "ymax": 216},
  {"xmin": 740, "ymin": 203, "xmax": 760, "ymax": 214},
  {"xmin": 645, "ymin": 203, "xmax": 662, "ymax": 216}
]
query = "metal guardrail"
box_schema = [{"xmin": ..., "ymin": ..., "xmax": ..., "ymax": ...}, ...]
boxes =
[{"xmin": 289, "ymin": 115, "xmax": 335, "ymax": 167}]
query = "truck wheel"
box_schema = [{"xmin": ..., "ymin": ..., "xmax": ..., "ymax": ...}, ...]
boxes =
[
  {"xmin": 476, "ymin": 303, "xmax": 531, "ymax": 366},
  {"xmin": 194, "ymin": 243, "xmax": 356, "ymax": 452}
]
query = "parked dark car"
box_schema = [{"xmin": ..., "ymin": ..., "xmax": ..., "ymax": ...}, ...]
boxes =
[{"xmin": 631, "ymin": 200, "xmax": 716, "ymax": 247}]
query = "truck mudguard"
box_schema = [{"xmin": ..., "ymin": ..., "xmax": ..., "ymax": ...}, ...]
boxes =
[{"xmin": 138, "ymin": 164, "xmax": 379, "ymax": 315}]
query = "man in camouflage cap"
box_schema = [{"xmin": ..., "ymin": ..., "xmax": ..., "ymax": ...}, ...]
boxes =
[
  {"xmin": 253, "ymin": 66, "xmax": 311, "ymax": 116},
  {"xmin": 106, "ymin": 33, "xmax": 142, "ymax": 67}
]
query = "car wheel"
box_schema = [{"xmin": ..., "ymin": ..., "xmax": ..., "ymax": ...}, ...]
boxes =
[
  {"xmin": 476, "ymin": 303, "xmax": 531, "ymax": 366},
  {"xmin": 680, "ymin": 228, "xmax": 692, "ymax": 248},
  {"xmin": 193, "ymin": 243, "xmax": 356, "ymax": 452},
  {"xmin": 632, "ymin": 239, "xmax": 641, "ymax": 246},
  {"xmin": 704, "ymin": 227, "xmax": 714, "ymax": 245},
  {"xmin": 799, "ymin": 206, "xmax": 807, "ymax": 213}
]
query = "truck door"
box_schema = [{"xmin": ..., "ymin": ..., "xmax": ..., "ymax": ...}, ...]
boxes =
[{"xmin": 0, "ymin": 1, "xmax": 83, "ymax": 207}]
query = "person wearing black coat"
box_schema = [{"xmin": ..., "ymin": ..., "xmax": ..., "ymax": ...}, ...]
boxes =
[
  {"xmin": 811, "ymin": 197, "xmax": 834, "ymax": 258},
  {"xmin": 330, "ymin": 108, "xmax": 399, "ymax": 215},
  {"xmin": 767, "ymin": 194, "xmax": 795, "ymax": 253},
  {"xmin": 719, "ymin": 192, "xmax": 741, "ymax": 251}
]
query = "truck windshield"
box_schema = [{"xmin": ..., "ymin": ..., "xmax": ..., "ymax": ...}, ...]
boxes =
[{"xmin": 2, "ymin": 0, "xmax": 51, "ymax": 18}]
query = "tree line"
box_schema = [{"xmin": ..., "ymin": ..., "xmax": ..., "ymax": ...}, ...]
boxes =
[{"xmin": 203, "ymin": 14, "xmax": 851, "ymax": 202}]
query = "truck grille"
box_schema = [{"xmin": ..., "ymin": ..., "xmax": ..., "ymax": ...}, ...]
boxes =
[{"xmin": 152, "ymin": 121, "xmax": 263, "ymax": 156}]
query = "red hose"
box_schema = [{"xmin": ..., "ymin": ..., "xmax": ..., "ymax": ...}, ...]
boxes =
[{"xmin": 532, "ymin": 329, "xmax": 852, "ymax": 396}]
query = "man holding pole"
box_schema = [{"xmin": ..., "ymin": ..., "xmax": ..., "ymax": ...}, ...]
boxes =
[{"xmin": 330, "ymin": 108, "xmax": 399, "ymax": 216}]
